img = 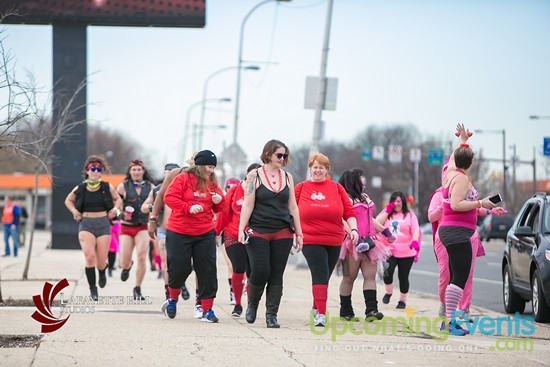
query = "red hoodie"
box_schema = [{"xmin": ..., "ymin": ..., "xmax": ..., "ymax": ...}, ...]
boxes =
[
  {"xmin": 215, "ymin": 184, "xmax": 244, "ymax": 239},
  {"xmin": 165, "ymin": 172, "xmax": 226, "ymax": 236}
]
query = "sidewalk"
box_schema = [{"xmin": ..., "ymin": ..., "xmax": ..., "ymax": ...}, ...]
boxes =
[{"xmin": 1, "ymin": 230, "xmax": 549, "ymax": 367}]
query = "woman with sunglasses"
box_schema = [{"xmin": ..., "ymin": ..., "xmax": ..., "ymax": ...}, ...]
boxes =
[
  {"xmin": 116, "ymin": 159, "xmax": 155, "ymax": 301},
  {"xmin": 65, "ymin": 155, "xmax": 122, "ymax": 300},
  {"xmin": 238, "ymin": 140, "xmax": 303, "ymax": 328}
]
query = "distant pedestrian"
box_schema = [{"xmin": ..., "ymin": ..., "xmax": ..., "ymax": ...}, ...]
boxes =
[
  {"xmin": 216, "ymin": 165, "xmax": 261, "ymax": 317},
  {"xmin": 238, "ymin": 139, "xmax": 303, "ymax": 328},
  {"xmin": 2, "ymin": 195, "xmax": 20, "ymax": 257},
  {"xmin": 376, "ymin": 190, "xmax": 420, "ymax": 310},
  {"xmin": 64, "ymin": 155, "xmax": 122, "ymax": 300},
  {"xmin": 116, "ymin": 159, "xmax": 155, "ymax": 300}
]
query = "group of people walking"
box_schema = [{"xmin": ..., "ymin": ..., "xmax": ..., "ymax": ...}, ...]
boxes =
[{"xmin": 62, "ymin": 124, "xmax": 506, "ymax": 334}]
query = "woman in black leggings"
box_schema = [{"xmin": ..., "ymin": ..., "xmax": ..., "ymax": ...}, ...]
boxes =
[{"xmin": 238, "ymin": 140, "xmax": 303, "ymax": 328}]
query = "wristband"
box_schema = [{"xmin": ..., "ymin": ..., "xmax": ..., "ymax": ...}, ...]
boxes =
[
  {"xmin": 351, "ymin": 229, "xmax": 358, "ymax": 233},
  {"xmin": 149, "ymin": 215, "xmax": 157, "ymax": 223},
  {"xmin": 486, "ymin": 209, "xmax": 490, "ymax": 215},
  {"xmin": 296, "ymin": 234, "xmax": 304, "ymax": 238},
  {"xmin": 477, "ymin": 200, "xmax": 482, "ymax": 209}
]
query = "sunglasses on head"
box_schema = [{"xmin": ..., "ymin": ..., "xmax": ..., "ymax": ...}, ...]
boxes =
[{"xmin": 275, "ymin": 153, "xmax": 288, "ymax": 159}]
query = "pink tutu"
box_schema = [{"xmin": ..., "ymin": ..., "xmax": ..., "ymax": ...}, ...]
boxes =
[{"xmin": 339, "ymin": 235, "xmax": 391, "ymax": 263}]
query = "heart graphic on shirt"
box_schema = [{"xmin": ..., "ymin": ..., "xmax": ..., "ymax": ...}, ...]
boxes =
[{"xmin": 311, "ymin": 192, "xmax": 326, "ymax": 201}]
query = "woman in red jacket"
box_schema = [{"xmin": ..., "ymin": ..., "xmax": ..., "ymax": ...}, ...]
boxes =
[
  {"xmin": 295, "ymin": 153, "xmax": 359, "ymax": 327},
  {"xmin": 163, "ymin": 150, "xmax": 226, "ymax": 322},
  {"xmin": 215, "ymin": 163, "xmax": 261, "ymax": 317}
]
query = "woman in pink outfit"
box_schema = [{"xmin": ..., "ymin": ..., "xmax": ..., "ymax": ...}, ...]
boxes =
[{"xmin": 376, "ymin": 191, "xmax": 420, "ymax": 310}]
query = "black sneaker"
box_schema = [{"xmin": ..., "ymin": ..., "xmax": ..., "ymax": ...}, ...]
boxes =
[
  {"xmin": 181, "ymin": 285, "xmax": 190, "ymax": 301},
  {"xmin": 396, "ymin": 301, "xmax": 406, "ymax": 309},
  {"xmin": 90, "ymin": 287, "xmax": 98, "ymax": 301},
  {"xmin": 120, "ymin": 261, "xmax": 133, "ymax": 282},
  {"xmin": 231, "ymin": 304, "xmax": 243, "ymax": 317},
  {"xmin": 382, "ymin": 293, "xmax": 392, "ymax": 304},
  {"xmin": 133, "ymin": 286, "xmax": 145, "ymax": 301}
]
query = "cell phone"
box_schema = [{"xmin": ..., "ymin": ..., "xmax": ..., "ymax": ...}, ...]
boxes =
[{"xmin": 489, "ymin": 194, "xmax": 502, "ymax": 204}]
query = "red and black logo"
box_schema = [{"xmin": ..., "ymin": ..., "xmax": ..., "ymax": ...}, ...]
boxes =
[{"xmin": 31, "ymin": 278, "xmax": 70, "ymax": 333}]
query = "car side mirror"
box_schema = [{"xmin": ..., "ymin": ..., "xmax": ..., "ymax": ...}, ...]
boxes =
[{"xmin": 514, "ymin": 226, "xmax": 535, "ymax": 237}]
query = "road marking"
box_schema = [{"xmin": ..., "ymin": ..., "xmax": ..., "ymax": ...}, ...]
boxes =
[{"xmin": 411, "ymin": 269, "xmax": 502, "ymax": 285}]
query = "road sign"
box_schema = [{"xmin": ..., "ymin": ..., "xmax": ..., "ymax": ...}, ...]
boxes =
[
  {"xmin": 388, "ymin": 145, "xmax": 402, "ymax": 164},
  {"xmin": 410, "ymin": 148, "xmax": 421, "ymax": 163},
  {"xmin": 544, "ymin": 137, "xmax": 550, "ymax": 156},
  {"xmin": 373, "ymin": 145, "xmax": 384, "ymax": 160},
  {"xmin": 362, "ymin": 145, "xmax": 372, "ymax": 161},
  {"xmin": 304, "ymin": 76, "xmax": 338, "ymax": 111},
  {"xmin": 427, "ymin": 148, "xmax": 445, "ymax": 165}
]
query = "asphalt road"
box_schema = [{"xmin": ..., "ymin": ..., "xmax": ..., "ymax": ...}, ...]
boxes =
[{"xmin": 411, "ymin": 237, "xmax": 535, "ymax": 315}]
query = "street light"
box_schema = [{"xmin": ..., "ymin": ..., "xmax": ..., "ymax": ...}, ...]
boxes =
[
  {"xmin": 198, "ymin": 65, "xmax": 259, "ymax": 149},
  {"xmin": 474, "ymin": 129, "xmax": 507, "ymax": 201},
  {"xmin": 233, "ymin": 0, "xmax": 291, "ymax": 148},
  {"xmin": 183, "ymin": 97, "xmax": 231, "ymax": 162},
  {"xmin": 529, "ymin": 115, "xmax": 550, "ymax": 120}
]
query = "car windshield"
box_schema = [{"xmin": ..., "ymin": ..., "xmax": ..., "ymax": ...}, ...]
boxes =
[{"xmin": 545, "ymin": 204, "xmax": 550, "ymax": 233}]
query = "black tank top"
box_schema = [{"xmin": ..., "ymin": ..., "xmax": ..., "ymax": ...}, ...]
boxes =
[{"xmin": 248, "ymin": 170, "xmax": 293, "ymax": 233}]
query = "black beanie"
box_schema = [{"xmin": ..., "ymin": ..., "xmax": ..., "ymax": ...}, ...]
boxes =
[{"xmin": 194, "ymin": 150, "xmax": 217, "ymax": 167}]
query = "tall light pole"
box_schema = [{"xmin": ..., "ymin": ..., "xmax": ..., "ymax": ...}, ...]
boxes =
[
  {"xmin": 475, "ymin": 129, "xmax": 506, "ymax": 201},
  {"xmin": 198, "ymin": 65, "xmax": 259, "ymax": 149},
  {"xmin": 529, "ymin": 115, "xmax": 550, "ymax": 120},
  {"xmin": 233, "ymin": 0, "xmax": 291, "ymax": 147},
  {"xmin": 183, "ymin": 97, "xmax": 231, "ymax": 162}
]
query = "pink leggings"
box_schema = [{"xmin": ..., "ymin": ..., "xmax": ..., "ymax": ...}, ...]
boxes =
[{"xmin": 435, "ymin": 232, "xmax": 480, "ymax": 311}]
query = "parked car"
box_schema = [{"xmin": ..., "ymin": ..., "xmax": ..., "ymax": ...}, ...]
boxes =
[
  {"xmin": 502, "ymin": 192, "xmax": 550, "ymax": 322},
  {"xmin": 478, "ymin": 214, "xmax": 514, "ymax": 241}
]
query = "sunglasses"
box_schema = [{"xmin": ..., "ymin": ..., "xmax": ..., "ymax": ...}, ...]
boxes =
[
  {"xmin": 90, "ymin": 167, "xmax": 103, "ymax": 173},
  {"xmin": 275, "ymin": 153, "xmax": 288, "ymax": 159},
  {"xmin": 129, "ymin": 159, "xmax": 144, "ymax": 167}
]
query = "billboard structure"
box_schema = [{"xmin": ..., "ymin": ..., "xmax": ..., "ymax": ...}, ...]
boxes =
[
  {"xmin": 1, "ymin": 1, "xmax": 205, "ymax": 248},
  {"xmin": 0, "ymin": 0, "xmax": 205, "ymax": 28}
]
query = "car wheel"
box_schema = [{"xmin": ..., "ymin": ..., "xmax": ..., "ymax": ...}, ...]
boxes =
[
  {"xmin": 503, "ymin": 264, "xmax": 526, "ymax": 314},
  {"xmin": 532, "ymin": 269, "xmax": 550, "ymax": 322}
]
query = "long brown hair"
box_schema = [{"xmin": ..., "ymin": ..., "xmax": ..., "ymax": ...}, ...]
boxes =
[{"xmin": 187, "ymin": 165, "xmax": 219, "ymax": 192}]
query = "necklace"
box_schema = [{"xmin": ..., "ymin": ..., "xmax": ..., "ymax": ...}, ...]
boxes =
[
  {"xmin": 262, "ymin": 165, "xmax": 282, "ymax": 192},
  {"xmin": 85, "ymin": 179, "xmax": 101, "ymax": 189}
]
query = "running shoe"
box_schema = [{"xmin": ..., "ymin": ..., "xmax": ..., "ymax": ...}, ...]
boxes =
[
  {"xmin": 161, "ymin": 299, "xmax": 169, "ymax": 315},
  {"xmin": 231, "ymin": 304, "xmax": 243, "ymax": 317},
  {"xmin": 194, "ymin": 305, "xmax": 203, "ymax": 319},
  {"xmin": 313, "ymin": 314, "xmax": 326, "ymax": 327},
  {"xmin": 181, "ymin": 285, "xmax": 190, "ymax": 301},
  {"xmin": 230, "ymin": 291, "xmax": 236, "ymax": 305},
  {"xmin": 166, "ymin": 299, "xmax": 177, "ymax": 319},
  {"xmin": 201, "ymin": 308, "xmax": 219, "ymax": 323}
]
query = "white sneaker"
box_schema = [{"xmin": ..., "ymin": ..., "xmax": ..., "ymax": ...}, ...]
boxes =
[
  {"xmin": 161, "ymin": 299, "xmax": 169, "ymax": 316},
  {"xmin": 313, "ymin": 313, "xmax": 326, "ymax": 327},
  {"xmin": 194, "ymin": 305, "xmax": 203, "ymax": 319},
  {"xmin": 230, "ymin": 291, "xmax": 236, "ymax": 305}
]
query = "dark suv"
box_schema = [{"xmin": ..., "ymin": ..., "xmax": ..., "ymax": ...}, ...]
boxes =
[
  {"xmin": 479, "ymin": 214, "xmax": 514, "ymax": 241},
  {"xmin": 502, "ymin": 192, "xmax": 550, "ymax": 322}
]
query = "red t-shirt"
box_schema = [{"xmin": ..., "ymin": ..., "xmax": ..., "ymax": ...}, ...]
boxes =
[
  {"xmin": 295, "ymin": 180, "xmax": 355, "ymax": 246},
  {"xmin": 215, "ymin": 184, "xmax": 244, "ymax": 239},
  {"xmin": 165, "ymin": 172, "xmax": 226, "ymax": 236}
]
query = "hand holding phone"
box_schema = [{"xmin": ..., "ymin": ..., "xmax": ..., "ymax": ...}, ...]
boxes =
[{"xmin": 489, "ymin": 194, "xmax": 502, "ymax": 204}]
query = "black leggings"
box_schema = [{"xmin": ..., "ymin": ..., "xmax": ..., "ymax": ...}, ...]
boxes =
[
  {"xmin": 166, "ymin": 229, "xmax": 217, "ymax": 299},
  {"xmin": 383, "ymin": 256, "xmax": 415, "ymax": 293},
  {"xmin": 445, "ymin": 241, "xmax": 472, "ymax": 289},
  {"xmin": 245, "ymin": 236, "xmax": 293, "ymax": 287},
  {"xmin": 225, "ymin": 243, "xmax": 251, "ymax": 278},
  {"xmin": 302, "ymin": 244, "xmax": 341, "ymax": 285}
]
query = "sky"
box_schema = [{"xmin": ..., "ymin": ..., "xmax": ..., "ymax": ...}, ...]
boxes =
[{"xmin": 3, "ymin": 0, "xmax": 550, "ymax": 181}]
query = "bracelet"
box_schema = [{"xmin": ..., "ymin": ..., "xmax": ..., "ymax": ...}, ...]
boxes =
[
  {"xmin": 477, "ymin": 200, "xmax": 482, "ymax": 209},
  {"xmin": 296, "ymin": 234, "xmax": 304, "ymax": 238},
  {"xmin": 149, "ymin": 215, "xmax": 157, "ymax": 223},
  {"xmin": 351, "ymin": 229, "xmax": 358, "ymax": 233}
]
